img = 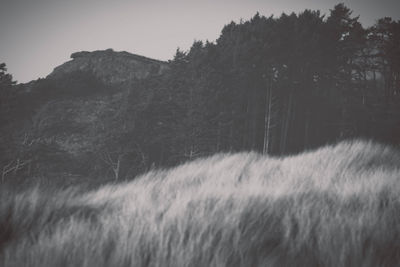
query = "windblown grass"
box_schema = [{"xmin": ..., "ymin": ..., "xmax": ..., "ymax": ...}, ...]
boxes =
[{"xmin": 1, "ymin": 140, "xmax": 400, "ymax": 266}]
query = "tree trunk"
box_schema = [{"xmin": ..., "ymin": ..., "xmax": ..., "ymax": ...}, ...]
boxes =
[
  {"xmin": 243, "ymin": 97, "xmax": 251, "ymax": 149},
  {"xmin": 229, "ymin": 110, "xmax": 234, "ymax": 151},
  {"xmin": 14, "ymin": 158, "xmax": 20, "ymax": 175},
  {"xmin": 250, "ymin": 89, "xmax": 258, "ymax": 150},
  {"xmin": 280, "ymin": 89, "xmax": 293, "ymax": 154},
  {"xmin": 113, "ymin": 155, "xmax": 122, "ymax": 181},
  {"xmin": 304, "ymin": 108, "xmax": 310, "ymax": 150},
  {"xmin": 216, "ymin": 121, "xmax": 221, "ymax": 152},
  {"xmin": 263, "ymin": 81, "xmax": 273, "ymax": 154}
]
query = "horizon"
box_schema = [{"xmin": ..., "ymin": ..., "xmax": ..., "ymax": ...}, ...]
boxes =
[{"xmin": 1, "ymin": 0, "xmax": 400, "ymax": 83}]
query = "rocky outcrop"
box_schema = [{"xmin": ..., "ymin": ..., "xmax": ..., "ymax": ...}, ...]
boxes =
[
  {"xmin": 3, "ymin": 49, "xmax": 166, "ymax": 181},
  {"xmin": 47, "ymin": 49, "xmax": 169, "ymax": 86}
]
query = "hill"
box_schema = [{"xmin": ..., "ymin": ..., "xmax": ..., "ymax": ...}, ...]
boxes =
[
  {"xmin": 48, "ymin": 49, "xmax": 169, "ymax": 86},
  {"xmin": 1, "ymin": 49, "xmax": 169, "ymax": 185},
  {"xmin": 1, "ymin": 4, "xmax": 399, "ymax": 187},
  {"xmin": 1, "ymin": 140, "xmax": 399, "ymax": 266}
]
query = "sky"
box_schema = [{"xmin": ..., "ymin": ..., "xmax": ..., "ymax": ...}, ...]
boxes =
[{"xmin": 1, "ymin": 0, "xmax": 399, "ymax": 83}]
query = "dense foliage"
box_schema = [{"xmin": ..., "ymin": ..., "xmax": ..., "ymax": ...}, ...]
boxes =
[
  {"xmin": 134, "ymin": 4, "xmax": 400, "ymax": 167},
  {"xmin": 1, "ymin": 4, "xmax": 400, "ymax": 183}
]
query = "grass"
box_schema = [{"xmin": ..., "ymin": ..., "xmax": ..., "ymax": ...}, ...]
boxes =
[{"xmin": 1, "ymin": 140, "xmax": 399, "ymax": 266}]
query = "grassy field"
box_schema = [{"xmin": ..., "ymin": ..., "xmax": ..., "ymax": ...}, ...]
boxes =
[{"xmin": 1, "ymin": 140, "xmax": 399, "ymax": 266}]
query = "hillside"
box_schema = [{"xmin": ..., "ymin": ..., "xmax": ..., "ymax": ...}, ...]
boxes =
[
  {"xmin": 1, "ymin": 49, "xmax": 167, "ymax": 185},
  {"xmin": 48, "ymin": 49, "xmax": 169, "ymax": 86},
  {"xmin": 1, "ymin": 4, "xmax": 399, "ymax": 187},
  {"xmin": 1, "ymin": 141, "xmax": 400, "ymax": 266}
]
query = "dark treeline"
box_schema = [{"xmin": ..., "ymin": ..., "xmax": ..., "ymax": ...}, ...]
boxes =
[
  {"xmin": 134, "ymin": 4, "xmax": 400, "ymax": 167},
  {"xmin": 1, "ymin": 4, "xmax": 400, "ymax": 183}
]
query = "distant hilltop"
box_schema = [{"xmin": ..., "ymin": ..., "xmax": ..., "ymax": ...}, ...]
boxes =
[{"xmin": 47, "ymin": 48, "xmax": 170, "ymax": 85}]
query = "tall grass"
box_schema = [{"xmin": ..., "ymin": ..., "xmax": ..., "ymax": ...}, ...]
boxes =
[{"xmin": 1, "ymin": 140, "xmax": 400, "ymax": 266}]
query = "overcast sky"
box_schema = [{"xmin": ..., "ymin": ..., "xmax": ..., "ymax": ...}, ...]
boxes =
[{"xmin": 1, "ymin": 0, "xmax": 399, "ymax": 83}]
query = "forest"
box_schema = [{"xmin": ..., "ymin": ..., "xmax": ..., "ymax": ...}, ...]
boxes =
[
  {"xmin": 126, "ymin": 4, "xmax": 400, "ymax": 166},
  {"xmin": 0, "ymin": 4, "xmax": 400, "ymax": 184}
]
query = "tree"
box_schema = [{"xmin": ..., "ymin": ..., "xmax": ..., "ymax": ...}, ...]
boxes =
[
  {"xmin": 370, "ymin": 18, "xmax": 400, "ymax": 98},
  {"xmin": 0, "ymin": 63, "xmax": 17, "ymax": 124},
  {"xmin": 0, "ymin": 63, "xmax": 15, "ymax": 87}
]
